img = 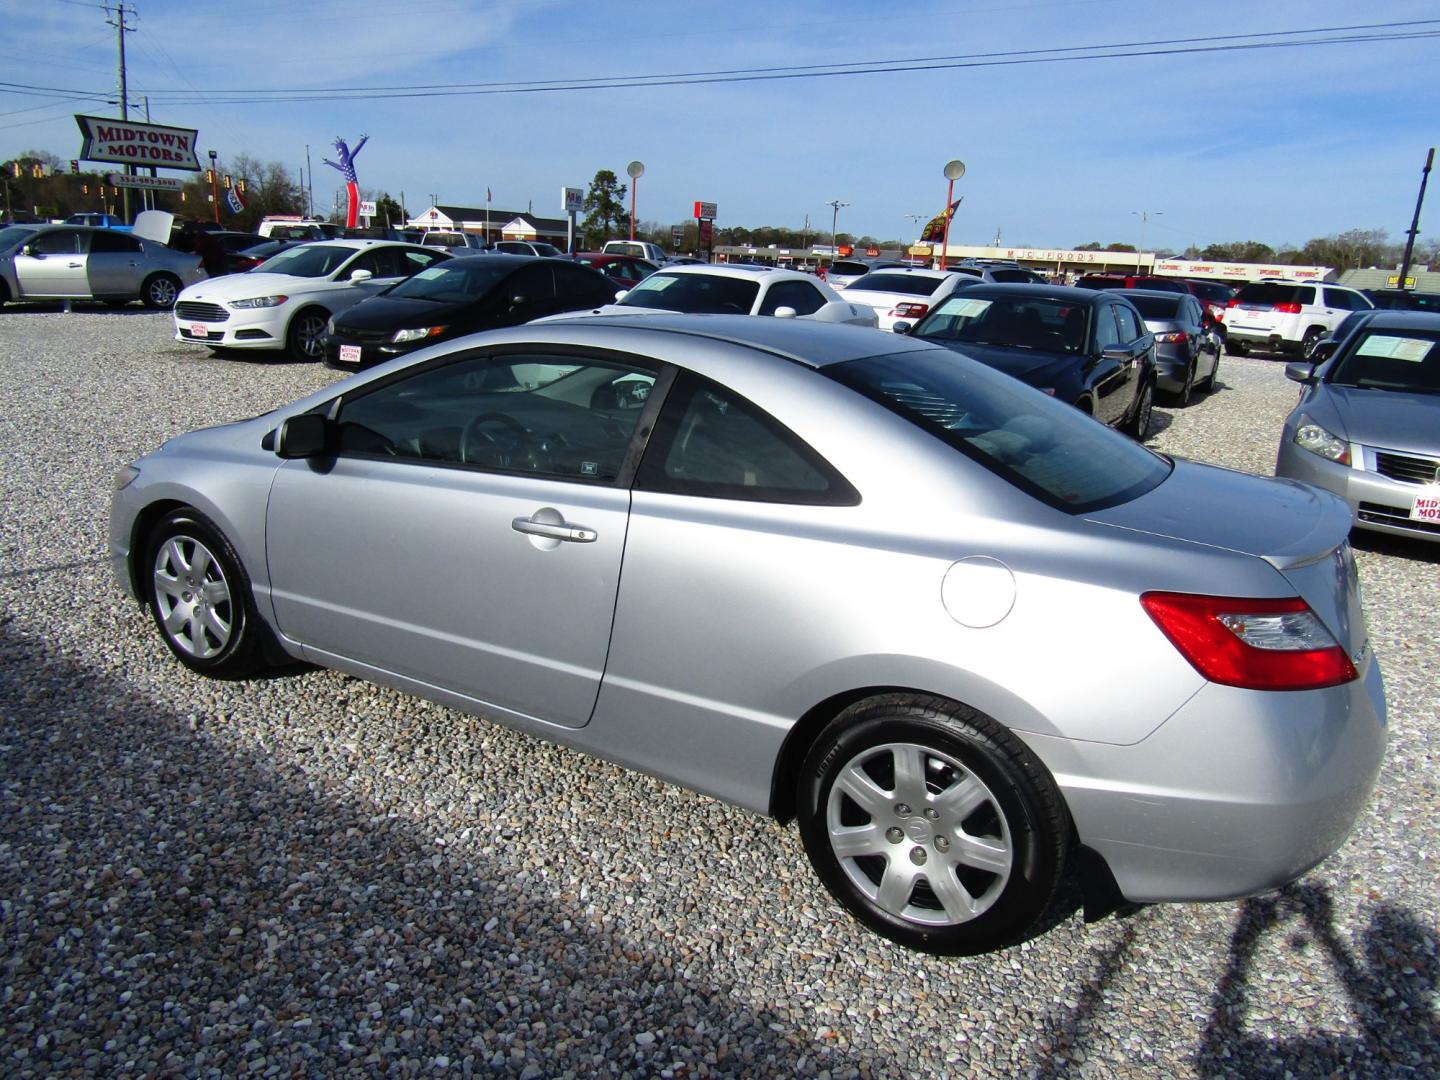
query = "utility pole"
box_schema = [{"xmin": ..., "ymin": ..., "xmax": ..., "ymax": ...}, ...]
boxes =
[
  {"xmin": 1399, "ymin": 148, "xmax": 1434, "ymax": 291},
  {"xmin": 107, "ymin": 2, "xmax": 135, "ymax": 222},
  {"xmin": 305, "ymin": 144, "xmax": 315, "ymax": 218}
]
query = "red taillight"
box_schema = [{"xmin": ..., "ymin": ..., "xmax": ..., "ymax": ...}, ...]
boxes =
[
  {"xmin": 1273, "ymin": 302, "xmax": 1303, "ymax": 314},
  {"xmin": 1156, "ymin": 331, "xmax": 1189, "ymax": 344},
  {"xmin": 1140, "ymin": 592, "xmax": 1357, "ymax": 691},
  {"xmin": 1226, "ymin": 298, "xmax": 1239, "ymax": 308},
  {"xmin": 891, "ymin": 302, "xmax": 929, "ymax": 318}
]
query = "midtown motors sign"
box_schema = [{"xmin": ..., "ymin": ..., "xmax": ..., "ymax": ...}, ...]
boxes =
[{"xmin": 75, "ymin": 115, "xmax": 201, "ymax": 171}]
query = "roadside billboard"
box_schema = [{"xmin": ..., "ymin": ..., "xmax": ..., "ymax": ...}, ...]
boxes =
[{"xmin": 75, "ymin": 115, "xmax": 201, "ymax": 170}]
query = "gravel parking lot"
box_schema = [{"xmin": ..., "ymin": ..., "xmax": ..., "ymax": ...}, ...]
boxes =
[{"xmin": 1, "ymin": 308, "xmax": 1436, "ymax": 1078}]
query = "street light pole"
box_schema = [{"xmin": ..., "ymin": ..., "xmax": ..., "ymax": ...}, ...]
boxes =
[
  {"xmin": 627, "ymin": 161, "xmax": 645, "ymax": 242},
  {"xmin": 940, "ymin": 159, "xmax": 966, "ymax": 270},
  {"xmin": 208, "ymin": 149, "xmax": 219, "ymax": 225},
  {"xmin": 1133, "ymin": 210, "xmax": 1162, "ymax": 274},
  {"xmin": 826, "ymin": 199, "xmax": 849, "ymax": 258}
]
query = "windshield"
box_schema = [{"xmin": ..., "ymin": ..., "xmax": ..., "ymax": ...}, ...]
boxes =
[
  {"xmin": 0, "ymin": 225, "xmax": 39, "ymax": 250},
  {"xmin": 913, "ymin": 294, "xmax": 1091, "ymax": 354},
  {"xmin": 389, "ymin": 262, "xmax": 509, "ymax": 302},
  {"xmin": 252, "ymin": 244, "xmax": 354, "ymax": 278},
  {"xmin": 826, "ymin": 349, "xmax": 1170, "ymax": 513},
  {"xmin": 848, "ymin": 272, "xmax": 947, "ymax": 296},
  {"xmin": 1126, "ymin": 295, "xmax": 1185, "ymax": 319},
  {"xmin": 1328, "ymin": 329, "xmax": 1440, "ymax": 394},
  {"xmin": 619, "ymin": 272, "xmax": 760, "ymax": 313}
]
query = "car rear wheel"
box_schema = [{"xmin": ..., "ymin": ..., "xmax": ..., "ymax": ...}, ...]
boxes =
[
  {"xmin": 1225, "ymin": 337, "xmax": 1249, "ymax": 357},
  {"xmin": 1200, "ymin": 349, "xmax": 1220, "ymax": 393},
  {"xmin": 144, "ymin": 509, "xmax": 265, "ymax": 678},
  {"xmin": 796, "ymin": 695, "xmax": 1069, "ymax": 956},
  {"xmin": 1170, "ymin": 362, "xmax": 1195, "ymax": 407},
  {"xmin": 141, "ymin": 273, "xmax": 181, "ymax": 310},
  {"xmin": 286, "ymin": 308, "xmax": 329, "ymax": 362}
]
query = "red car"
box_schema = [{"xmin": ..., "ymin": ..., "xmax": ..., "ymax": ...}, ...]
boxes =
[{"xmin": 571, "ymin": 252, "xmax": 659, "ymax": 286}]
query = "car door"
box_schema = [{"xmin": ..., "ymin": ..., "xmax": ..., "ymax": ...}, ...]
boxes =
[
  {"xmin": 1085, "ymin": 302, "xmax": 1130, "ymax": 426},
  {"xmin": 265, "ymin": 347, "xmax": 665, "ymax": 728},
  {"xmin": 86, "ymin": 229, "xmax": 147, "ymax": 297},
  {"xmin": 1105, "ymin": 301, "xmax": 1151, "ymax": 425},
  {"xmin": 14, "ymin": 228, "xmax": 89, "ymax": 297}
]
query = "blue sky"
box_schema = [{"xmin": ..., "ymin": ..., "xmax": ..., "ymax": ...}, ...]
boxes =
[{"xmin": 2, "ymin": 0, "xmax": 1436, "ymax": 252}]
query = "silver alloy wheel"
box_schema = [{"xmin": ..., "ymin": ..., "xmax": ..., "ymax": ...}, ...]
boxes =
[
  {"xmin": 146, "ymin": 275, "xmax": 178, "ymax": 308},
  {"xmin": 152, "ymin": 533, "xmax": 233, "ymax": 659},
  {"xmin": 292, "ymin": 312, "xmax": 328, "ymax": 359},
  {"xmin": 825, "ymin": 741, "xmax": 1013, "ymax": 927}
]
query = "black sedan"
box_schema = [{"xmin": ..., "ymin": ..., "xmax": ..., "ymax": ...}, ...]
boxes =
[
  {"xmin": 899, "ymin": 284, "xmax": 1157, "ymax": 439},
  {"xmin": 324, "ymin": 256, "xmax": 620, "ymax": 371}
]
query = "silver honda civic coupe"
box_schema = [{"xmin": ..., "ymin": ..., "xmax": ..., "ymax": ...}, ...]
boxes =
[{"xmin": 110, "ymin": 315, "xmax": 1386, "ymax": 956}]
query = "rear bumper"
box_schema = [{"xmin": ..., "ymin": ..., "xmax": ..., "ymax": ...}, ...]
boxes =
[{"xmin": 1020, "ymin": 661, "xmax": 1386, "ymax": 903}]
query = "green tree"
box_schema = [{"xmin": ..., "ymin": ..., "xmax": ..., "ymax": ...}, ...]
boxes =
[
  {"xmin": 375, "ymin": 192, "xmax": 404, "ymax": 227},
  {"xmin": 581, "ymin": 169, "xmax": 627, "ymax": 247},
  {"xmin": 1200, "ymin": 240, "xmax": 1276, "ymax": 263}
]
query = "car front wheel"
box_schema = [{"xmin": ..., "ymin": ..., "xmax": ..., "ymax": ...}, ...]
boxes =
[
  {"xmin": 286, "ymin": 308, "xmax": 329, "ymax": 362},
  {"xmin": 1124, "ymin": 380, "xmax": 1153, "ymax": 441},
  {"xmin": 144, "ymin": 509, "xmax": 265, "ymax": 678},
  {"xmin": 796, "ymin": 695, "xmax": 1069, "ymax": 955}
]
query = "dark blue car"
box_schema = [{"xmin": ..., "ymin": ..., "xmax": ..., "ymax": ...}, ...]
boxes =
[{"xmin": 899, "ymin": 284, "xmax": 1158, "ymax": 440}]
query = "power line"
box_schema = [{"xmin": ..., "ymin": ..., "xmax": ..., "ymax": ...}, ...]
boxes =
[{"xmin": 5, "ymin": 20, "xmax": 1436, "ymax": 107}]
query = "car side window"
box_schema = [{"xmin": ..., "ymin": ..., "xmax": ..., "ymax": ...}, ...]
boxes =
[
  {"xmin": 1093, "ymin": 305, "xmax": 1122, "ymax": 350},
  {"xmin": 90, "ymin": 231, "xmax": 142, "ymax": 254},
  {"xmin": 509, "ymin": 264, "xmax": 557, "ymax": 306},
  {"xmin": 1324, "ymin": 288, "xmax": 1356, "ymax": 310},
  {"xmin": 554, "ymin": 263, "xmax": 618, "ymax": 306},
  {"xmin": 333, "ymin": 351, "xmax": 658, "ymax": 482},
  {"xmin": 399, "ymin": 249, "xmax": 445, "ymax": 276},
  {"xmin": 759, "ymin": 280, "xmax": 826, "ymax": 316},
  {"xmin": 1114, "ymin": 303, "xmax": 1144, "ymax": 343},
  {"xmin": 635, "ymin": 373, "xmax": 858, "ymax": 505},
  {"xmin": 29, "ymin": 230, "xmax": 84, "ymax": 255}
]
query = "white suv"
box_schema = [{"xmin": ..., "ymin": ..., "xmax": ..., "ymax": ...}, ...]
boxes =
[{"xmin": 1225, "ymin": 280, "xmax": 1373, "ymax": 358}]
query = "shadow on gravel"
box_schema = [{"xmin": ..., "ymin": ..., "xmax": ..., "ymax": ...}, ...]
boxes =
[
  {"xmin": 1350, "ymin": 530, "xmax": 1440, "ymax": 565},
  {"xmin": 1195, "ymin": 885, "xmax": 1439, "ymax": 1078},
  {"xmin": 1025, "ymin": 884, "xmax": 1438, "ymax": 1078},
  {"xmin": 0, "ymin": 302, "xmax": 164, "ymax": 316},
  {"xmin": 0, "ymin": 622, "xmax": 803, "ymax": 1077}
]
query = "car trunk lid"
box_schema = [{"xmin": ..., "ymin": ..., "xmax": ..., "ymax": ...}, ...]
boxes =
[{"xmin": 1087, "ymin": 459, "xmax": 1367, "ymax": 656}]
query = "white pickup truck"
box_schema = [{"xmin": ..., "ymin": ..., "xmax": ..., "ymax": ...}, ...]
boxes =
[{"xmin": 602, "ymin": 239, "xmax": 667, "ymax": 263}]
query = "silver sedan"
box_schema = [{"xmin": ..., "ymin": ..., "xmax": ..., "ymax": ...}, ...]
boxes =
[
  {"xmin": 110, "ymin": 315, "xmax": 1385, "ymax": 955},
  {"xmin": 0, "ymin": 223, "xmax": 203, "ymax": 309}
]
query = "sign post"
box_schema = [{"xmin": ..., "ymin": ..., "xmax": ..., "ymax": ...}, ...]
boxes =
[
  {"xmin": 562, "ymin": 186, "xmax": 584, "ymax": 253},
  {"xmin": 693, "ymin": 200, "xmax": 717, "ymax": 263},
  {"xmin": 626, "ymin": 161, "xmax": 645, "ymax": 242}
]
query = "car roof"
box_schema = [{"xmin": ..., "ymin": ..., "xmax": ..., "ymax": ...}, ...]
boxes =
[
  {"xmin": 534, "ymin": 313, "xmax": 937, "ymax": 369},
  {"xmin": 940, "ymin": 282, "xmax": 1116, "ymax": 302},
  {"xmin": 304, "ymin": 239, "xmax": 422, "ymax": 252},
  {"xmin": 853, "ymin": 267, "xmax": 954, "ymax": 280},
  {"xmin": 655, "ymin": 264, "xmax": 812, "ymax": 282},
  {"xmin": 1121, "ymin": 288, "xmax": 1190, "ymax": 301},
  {"xmin": 1347, "ymin": 309, "xmax": 1440, "ymax": 331}
]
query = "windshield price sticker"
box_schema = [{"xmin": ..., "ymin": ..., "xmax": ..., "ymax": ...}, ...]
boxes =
[
  {"xmin": 939, "ymin": 298, "xmax": 993, "ymax": 318},
  {"xmin": 1356, "ymin": 335, "xmax": 1433, "ymax": 362}
]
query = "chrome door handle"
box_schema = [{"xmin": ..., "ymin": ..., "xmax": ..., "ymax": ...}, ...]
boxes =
[
  {"xmin": 511, "ymin": 516, "xmax": 597, "ymax": 543},
  {"xmin": 68, "ymin": 262, "xmax": 83, "ymax": 268}
]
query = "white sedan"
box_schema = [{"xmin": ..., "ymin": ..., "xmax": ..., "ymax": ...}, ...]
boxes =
[
  {"xmin": 172, "ymin": 240, "xmax": 450, "ymax": 360},
  {"xmin": 841, "ymin": 267, "xmax": 977, "ymax": 331},
  {"xmin": 546, "ymin": 264, "xmax": 877, "ymax": 327}
]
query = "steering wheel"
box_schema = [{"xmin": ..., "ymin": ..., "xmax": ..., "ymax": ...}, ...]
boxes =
[{"xmin": 460, "ymin": 412, "xmax": 529, "ymax": 466}]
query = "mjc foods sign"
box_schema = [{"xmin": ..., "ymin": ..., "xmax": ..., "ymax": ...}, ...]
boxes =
[{"xmin": 75, "ymin": 115, "xmax": 202, "ymax": 171}]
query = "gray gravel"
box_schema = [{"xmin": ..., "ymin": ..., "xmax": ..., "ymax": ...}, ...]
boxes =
[{"xmin": 1, "ymin": 309, "xmax": 1436, "ymax": 1078}]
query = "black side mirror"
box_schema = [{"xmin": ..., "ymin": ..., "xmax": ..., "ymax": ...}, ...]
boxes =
[{"xmin": 274, "ymin": 413, "xmax": 334, "ymax": 458}]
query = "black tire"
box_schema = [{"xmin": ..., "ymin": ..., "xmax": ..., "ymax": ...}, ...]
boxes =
[
  {"xmin": 796, "ymin": 694, "xmax": 1069, "ymax": 956},
  {"xmin": 1225, "ymin": 337, "xmax": 1249, "ymax": 357},
  {"xmin": 286, "ymin": 308, "xmax": 329, "ymax": 362},
  {"xmin": 1199, "ymin": 348, "xmax": 1220, "ymax": 393},
  {"xmin": 1301, "ymin": 327, "xmax": 1325, "ymax": 359},
  {"xmin": 1123, "ymin": 379, "xmax": 1153, "ymax": 441},
  {"xmin": 140, "ymin": 273, "xmax": 181, "ymax": 310},
  {"xmin": 144, "ymin": 509, "xmax": 266, "ymax": 678},
  {"xmin": 1169, "ymin": 361, "xmax": 1195, "ymax": 408}
]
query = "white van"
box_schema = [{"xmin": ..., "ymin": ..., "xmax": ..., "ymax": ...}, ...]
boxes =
[{"xmin": 602, "ymin": 239, "xmax": 666, "ymax": 263}]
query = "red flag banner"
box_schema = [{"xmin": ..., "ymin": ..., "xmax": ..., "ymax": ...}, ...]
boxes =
[{"xmin": 919, "ymin": 197, "xmax": 963, "ymax": 243}]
